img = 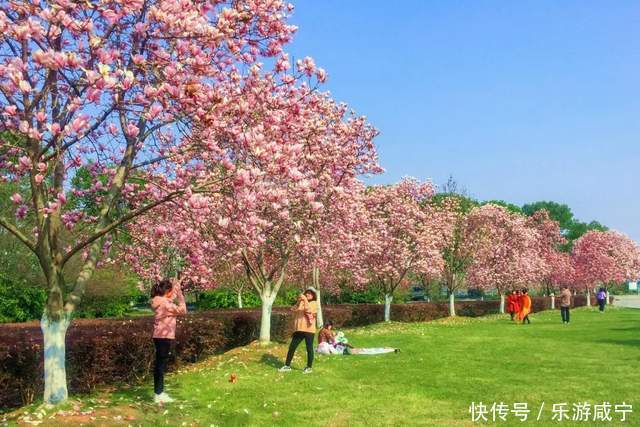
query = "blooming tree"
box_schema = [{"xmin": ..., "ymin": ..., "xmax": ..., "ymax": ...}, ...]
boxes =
[
  {"xmin": 527, "ymin": 210, "xmax": 567, "ymax": 295},
  {"xmin": 466, "ymin": 204, "xmax": 546, "ymax": 313},
  {"xmin": 290, "ymin": 181, "xmax": 372, "ymax": 327},
  {"xmin": 546, "ymin": 251, "xmax": 577, "ymax": 302},
  {"xmin": 572, "ymin": 230, "xmax": 640, "ymax": 305},
  {"xmin": 428, "ymin": 195, "xmax": 476, "ymax": 316},
  {"xmin": 0, "ymin": 0, "xmax": 306, "ymax": 404},
  {"xmin": 351, "ymin": 178, "xmax": 444, "ymax": 321},
  {"xmin": 126, "ymin": 81, "xmax": 380, "ymax": 342}
]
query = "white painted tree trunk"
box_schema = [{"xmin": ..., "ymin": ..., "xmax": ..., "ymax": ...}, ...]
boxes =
[
  {"xmin": 41, "ymin": 313, "xmax": 71, "ymax": 405},
  {"xmin": 449, "ymin": 293, "xmax": 456, "ymax": 317},
  {"xmin": 499, "ymin": 294, "xmax": 505, "ymax": 314},
  {"xmin": 316, "ymin": 289, "xmax": 324, "ymax": 328},
  {"xmin": 259, "ymin": 294, "xmax": 276, "ymax": 344},
  {"xmin": 550, "ymin": 294, "xmax": 555, "ymax": 310},
  {"xmin": 384, "ymin": 294, "xmax": 393, "ymax": 322},
  {"xmin": 237, "ymin": 289, "xmax": 243, "ymax": 309},
  {"xmin": 605, "ymin": 290, "xmax": 610, "ymax": 305},
  {"xmin": 312, "ymin": 266, "xmax": 323, "ymax": 328},
  {"xmin": 585, "ymin": 289, "xmax": 591, "ymax": 307}
]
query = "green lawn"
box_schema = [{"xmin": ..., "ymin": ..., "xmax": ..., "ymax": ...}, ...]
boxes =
[{"xmin": 6, "ymin": 307, "xmax": 640, "ymax": 426}]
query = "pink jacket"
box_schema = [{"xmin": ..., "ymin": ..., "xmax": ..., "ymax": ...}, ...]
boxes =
[{"xmin": 151, "ymin": 290, "xmax": 187, "ymax": 339}]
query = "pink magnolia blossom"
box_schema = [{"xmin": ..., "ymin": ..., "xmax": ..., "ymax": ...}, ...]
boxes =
[
  {"xmin": 572, "ymin": 230, "xmax": 640, "ymax": 292},
  {"xmin": 466, "ymin": 204, "xmax": 546, "ymax": 296}
]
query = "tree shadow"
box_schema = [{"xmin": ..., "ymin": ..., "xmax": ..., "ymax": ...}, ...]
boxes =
[{"xmin": 260, "ymin": 353, "xmax": 282, "ymax": 368}]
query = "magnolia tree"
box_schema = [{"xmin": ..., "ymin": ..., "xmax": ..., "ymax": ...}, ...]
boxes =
[
  {"xmin": 466, "ymin": 204, "xmax": 546, "ymax": 313},
  {"xmin": 0, "ymin": 0, "xmax": 313, "ymax": 404},
  {"xmin": 428, "ymin": 196, "xmax": 476, "ymax": 316},
  {"xmin": 351, "ymin": 179, "xmax": 444, "ymax": 321},
  {"xmin": 127, "ymin": 79, "xmax": 379, "ymax": 343},
  {"xmin": 546, "ymin": 251, "xmax": 577, "ymax": 304},
  {"xmin": 290, "ymin": 181, "xmax": 376, "ymax": 327},
  {"xmin": 572, "ymin": 230, "xmax": 640, "ymax": 305},
  {"xmin": 527, "ymin": 210, "xmax": 567, "ymax": 295}
]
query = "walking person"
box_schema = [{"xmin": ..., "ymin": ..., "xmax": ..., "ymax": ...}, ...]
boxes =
[
  {"xmin": 520, "ymin": 289, "xmax": 532, "ymax": 324},
  {"xmin": 596, "ymin": 287, "xmax": 607, "ymax": 312},
  {"xmin": 559, "ymin": 285, "xmax": 572, "ymax": 324},
  {"xmin": 279, "ymin": 288, "xmax": 318, "ymax": 374},
  {"xmin": 507, "ymin": 290, "xmax": 518, "ymax": 321},
  {"xmin": 151, "ymin": 278, "xmax": 187, "ymax": 404}
]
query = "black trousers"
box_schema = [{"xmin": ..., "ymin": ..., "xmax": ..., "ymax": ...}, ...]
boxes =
[
  {"xmin": 560, "ymin": 306, "xmax": 570, "ymax": 323},
  {"xmin": 598, "ymin": 300, "xmax": 606, "ymax": 311},
  {"xmin": 285, "ymin": 331, "xmax": 314, "ymax": 368},
  {"xmin": 522, "ymin": 315, "xmax": 531, "ymax": 324},
  {"xmin": 154, "ymin": 338, "xmax": 172, "ymax": 395}
]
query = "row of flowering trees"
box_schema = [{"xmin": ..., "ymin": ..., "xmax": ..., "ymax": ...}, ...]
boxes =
[
  {"xmin": 1, "ymin": 0, "xmax": 639, "ymax": 407},
  {"xmin": 126, "ymin": 180, "xmax": 640, "ymax": 337}
]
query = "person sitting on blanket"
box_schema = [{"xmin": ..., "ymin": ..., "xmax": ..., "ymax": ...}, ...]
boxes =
[
  {"xmin": 316, "ymin": 321, "xmax": 354, "ymax": 355},
  {"xmin": 316, "ymin": 321, "xmax": 339, "ymax": 354}
]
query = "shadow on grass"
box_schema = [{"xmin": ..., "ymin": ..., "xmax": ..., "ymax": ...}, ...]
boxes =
[
  {"xmin": 597, "ymin": 339, "xmax": 640, "ymax": 347},
  {"xmin": 260, "ymin": 353, "xmax": 282, "ymax": 368}
]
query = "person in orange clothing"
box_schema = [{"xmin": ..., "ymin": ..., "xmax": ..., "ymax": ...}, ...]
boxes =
[
  {"xmin": 279, "ymin": 288, "xmax": 318, "ymax": 374},
  {"xmin": 519, "ymin": 288, "xmax": 532, "ymax": 324}
]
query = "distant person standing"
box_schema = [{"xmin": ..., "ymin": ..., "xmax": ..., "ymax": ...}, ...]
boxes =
[
  {"xmin": 559, "ymin": 285, "xmax": 572, "ymax": 324},
  {"xmin": 596, "ymin": 287, "xmax": 607, "ymax": 312},
  {"xmin": 507, "ymin": 290, "xmax": 518, "ymax": 321},
  {"xmin": 519, "ymin": 289, "xmax": 532, "ymax": 324}
]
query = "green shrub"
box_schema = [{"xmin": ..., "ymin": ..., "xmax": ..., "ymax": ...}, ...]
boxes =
[
  {"xmin": 0, "ymin": 275, "xmax": 46, "ymax": 323},
  {"xmin": 74, "ymin": 295, "xmax": 134, "ymax": 319},
  {"xmin": 327, "ymin": 288, "xmax": 382, "ymax": 304},
  {"xmin": 196, "ymin": 288, "xmax": 261, "ymax": 309},
  {"xmin": 275, "ymin": 289, "xmax": 298, "ymax": 306}
]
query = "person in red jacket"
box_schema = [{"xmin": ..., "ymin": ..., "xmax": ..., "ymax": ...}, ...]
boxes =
[
  {"xmin": 506, "ymin": 290, "xmax": 518, "ymax": 320},
  {"xmin": 513, "ymin": 290, "xmax": 522, "ymax": 321}
]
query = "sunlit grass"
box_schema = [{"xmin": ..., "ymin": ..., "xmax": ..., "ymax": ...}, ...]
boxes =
[{"xmin": 5, "ymin": 307, "xmax": 639, "ymax": 426}]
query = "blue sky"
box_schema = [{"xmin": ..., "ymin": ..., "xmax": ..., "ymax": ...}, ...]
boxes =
[{"xmin": 285, "ymin": 0, "xmax": 640, "ymax": 241}]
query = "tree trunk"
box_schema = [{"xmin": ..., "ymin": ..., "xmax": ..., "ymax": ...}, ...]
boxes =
[
  {"xmin": 499, "ymin": 294, "xmax": 505, "ymax": 314},
  {"xmin": 315, "ymin": 289, "xmax": 324, "ymax": 328},
  {"xmin": 449, "ymin": 292, "xmax": 456, "ymax": 317},
  {"xmin": 605, "ymin": 289, "xmax": 610, "ymax": 305},
  {"xmin": 312, "ymin": 266, "xmax": 323, "ymax": 328},
  {"xmin": 259, "ymin": 293, "xmax": 276, "ymax": 344},
  {"xmin": 585, "ymin": 288, "xmax": 591, "ymax": 306},
  {"xmin": 237, "ymin": 288, "xmax": 243, "ymax": 309},
  {"xmin": 550, "ymin": 294, "xmax": 555, "ymax": 310},
  {"xmin": 41, "ymin": 312, "xmax": 71, "ymax": 405},
  {"xmin": 384, "ymin": 293, "xmax": 393, "ymax": 322}
]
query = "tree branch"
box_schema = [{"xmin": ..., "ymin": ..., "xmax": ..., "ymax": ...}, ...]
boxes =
[
  {"xmin": 61, "ymin": 189, "xmax": 184, "ymax": 266},
  {"xmin": 0, "ymin": 216, "xmax": 36, "ymax": 254}
]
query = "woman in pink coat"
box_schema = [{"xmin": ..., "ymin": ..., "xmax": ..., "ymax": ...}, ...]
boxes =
[{"xmin": 150, "ymin": 279, "xmax": 186, "ymax": 404}]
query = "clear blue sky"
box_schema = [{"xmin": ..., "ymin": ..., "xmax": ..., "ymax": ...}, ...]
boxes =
[{"xmin": 285, "ymin": 0, "xmax": 640, "ymax": 241}]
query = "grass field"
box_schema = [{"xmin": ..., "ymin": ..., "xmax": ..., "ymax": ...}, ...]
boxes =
[{"xmin": 4, "ymin": 307, "xmax": 639, "ymax": 426}]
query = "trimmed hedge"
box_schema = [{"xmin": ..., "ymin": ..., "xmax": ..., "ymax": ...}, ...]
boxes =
[{"xmin": 0, "ymin": 296, "xmax": 608, "ymax": 410}]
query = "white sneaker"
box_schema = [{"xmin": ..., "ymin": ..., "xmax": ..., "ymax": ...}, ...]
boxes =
[
  {"xmin": 302, "ymin": 367, "xmax": 312, "ymax": 374},
  {"xmin": 278, "ymin": 365, "xmax": 292, "ymax": 372},
  {"xmin": 154, "ymin": 392, "xmax": 175, "ymax": 404}
]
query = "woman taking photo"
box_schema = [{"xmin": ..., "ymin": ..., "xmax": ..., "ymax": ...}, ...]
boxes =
[
  {"xmin": 150, "ymin": 278, "xmax": 187, "ymax": 403},
  {"xmin": 279, "ymin": 288, "xmax": 318, "ymax": 374}
]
